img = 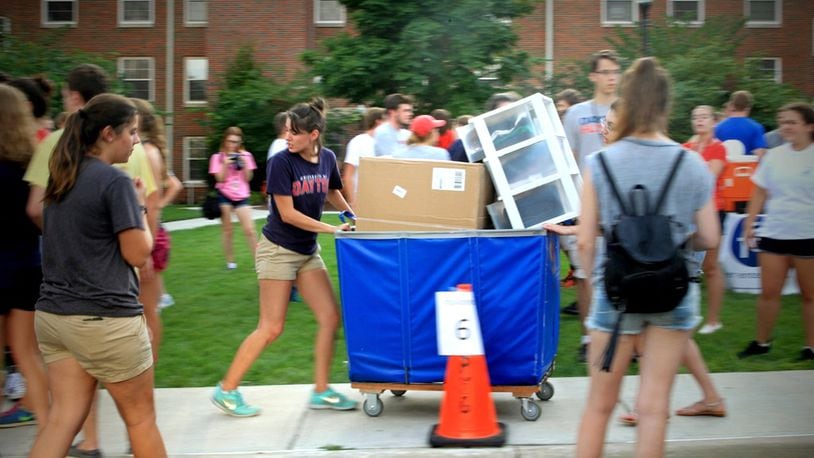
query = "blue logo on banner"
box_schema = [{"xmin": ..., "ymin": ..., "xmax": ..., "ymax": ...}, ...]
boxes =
[{"xmin": 729, "ymin": 216, "xmax": 762, "ymax": 268}]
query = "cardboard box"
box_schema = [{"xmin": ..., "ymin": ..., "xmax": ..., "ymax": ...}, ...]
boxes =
[{"xmin": 355, "ymin": 157, "xmax": 495, "ymax": 231}]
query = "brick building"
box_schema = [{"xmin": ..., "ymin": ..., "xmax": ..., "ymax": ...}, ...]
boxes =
[{"xmin": 1, "ymin": 1, "xmax": 810, "ymax": 202}]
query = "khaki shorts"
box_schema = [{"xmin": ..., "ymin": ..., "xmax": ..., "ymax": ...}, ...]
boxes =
[
  {"xmin": 35, "ymin": 311, "xmax": 153, "ymax": 383},
  {"xmin": 256, "ymin": 236, "xmax": 326, "ymax": 281}
]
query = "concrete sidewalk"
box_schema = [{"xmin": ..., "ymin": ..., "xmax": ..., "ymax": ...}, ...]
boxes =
[{"xmin": 2, "ymin": 370, "xmax": 813, "ymax": 457}]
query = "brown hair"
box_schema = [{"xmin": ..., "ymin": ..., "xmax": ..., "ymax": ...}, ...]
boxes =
[
  {"xmin": 383, "ymin": 93, "xmax": 413, "ymax": 112},
  {"xmin": 609, "ymin": 57, "xmax": 671, "ymax": 142},
  {"xmin": 131, "ymin": 98, "xmax": 169, "ymax": 181},
  {"xmin": 287, "ymin": 97, "xmax": 328, "ymax": 151},
  {"xmin": 590, "ymin": 49, "xmax": 620, "ymax": 73},
  {"xmin": 555, "ymin": 88, "xmax": 583, "ymax": 107},
  {"xmin": 0, "ymin": 84, "xmax": 37, "ymax": 166},
  {"xmin": 728, "ymin": 90, "xmax": 753, "ymax": 112},
  {"xmin": 220, "ymin": 126, "xmax": 244, "ymax": 151},
  {"xmin": 778, "ymin": 102, "xmax": 814, "ymax": 142},
  {"xmin": 362, "ymin": 106, "xmax": 385, "ymax": 131},
  {"xmin": 66, "ymin": 64, "xmax": 109, "ymax": 104},
  {"xmin": 430, "ymin": 108, "xmax": 453, "ymax": 134},
  {"xmin": 46, "ymin": 94, "xmax": 137, "ymax": 203}
]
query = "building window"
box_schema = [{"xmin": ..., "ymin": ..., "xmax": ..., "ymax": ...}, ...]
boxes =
[
  {"xmin": 118, "ymin": 0, "xmax": 153, "ymax": 26},
  {"xmin": 0, "ymin": 16, "xmax": 10, "ymax": 45},
  {"xmin": 183, "ymin": 137, "xmax": 209, "ymax": 183},
  {"xmin": 668, "ymin": 0, "xmax": 704, "ymax": 24},
  {"xmin": 745, "ymin": 0, "xmax": 781, "ymax": 27},
  {"xmin": 42, "ymin": 0, "xmax": 77, "ymax": 27},
  {"xmin": 184, "ymin": 57, "xmax": 208, "ymax": 105},
  {"xmin": 185, "ymin": 0, "xmax": 207, "ymax": 26},
  {"xmin": 748, "ymin": 57, "xmax": 782, "ymax": 83},
  {"xmin": 602, "ymin": 0, "xmax": 636, "ymax": 25},
  {"xmin": 118, "ymin": 57, "xmax": 154, "ymax": 101},
  {"xmin": 314, "ymin": 0, "xmax": 346, "ymax": 26}
]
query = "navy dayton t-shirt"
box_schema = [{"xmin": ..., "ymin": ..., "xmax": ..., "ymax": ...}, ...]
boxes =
[{"xmin": 263, "ymin": 148, "xmax": 343, "ymax": 255}]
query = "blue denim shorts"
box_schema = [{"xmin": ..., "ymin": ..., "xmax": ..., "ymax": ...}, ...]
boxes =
[{"xmin": 586, "ymin": 281, "xmax": 701, "ymax": 334}]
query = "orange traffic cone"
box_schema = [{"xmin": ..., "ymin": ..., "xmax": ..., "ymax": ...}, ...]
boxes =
[{"xmin": 429, "ymin": 285, "xmax": 506, "ymax": 447}]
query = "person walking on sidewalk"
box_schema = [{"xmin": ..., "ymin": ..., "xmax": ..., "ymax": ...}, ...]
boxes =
[
  {"xmin": 212, "ymin": 98, "xmax": 357, "ymax": 417},
  {"xmin": 29, "ymin": 94, "xmax": 166, "ymax": 458},
  {"xmin": 209, "ymin": 126, "xmax": 258, "ymax": 270},
  {"xmin": 574, "ymin": 57, "xmax": 718, "ymax": 457}
]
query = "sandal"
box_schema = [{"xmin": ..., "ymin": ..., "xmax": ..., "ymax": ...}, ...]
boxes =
[
  {"xmin": 675, "ymin": 399, "xmax": 726, "ymax": 417},
  {"xmin": 618, "ymin": 410, "xmax": 638, "ymax": 427}
]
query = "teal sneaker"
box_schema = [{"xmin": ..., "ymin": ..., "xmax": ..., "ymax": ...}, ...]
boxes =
[
  {"xmin": 309, "ymin": 387, "xmax": 358, "ymax": 411},
  {"xmin": 0, "ymin": 404, "xmax": 36, "ymax": 428},
  {"xmin": 211, "ymin": 384, "xmax": 261, "ymax": 417}
]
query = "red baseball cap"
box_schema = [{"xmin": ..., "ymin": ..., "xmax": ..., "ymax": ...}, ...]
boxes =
[{"xmin": 410, "ymin": 114, "xmax": 446, "ymax": 137}]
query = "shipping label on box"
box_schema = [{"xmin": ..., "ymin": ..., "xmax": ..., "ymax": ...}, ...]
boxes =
[{"xmin": 355, "ymin": 157, "xmax": 494, "ymax": 231}]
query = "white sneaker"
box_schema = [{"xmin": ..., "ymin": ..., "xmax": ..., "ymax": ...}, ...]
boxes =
[
  {"xmin": 159, "ymin": 293, "xmax": 175, "ymax": 309},
  {"xmin": 698, "ymin": 322, "xmax": 723, "ymax": 335},
  {"xmin": 3, "ymin": 372, "xmax": 26, "ymax": 400},
  {"xmin": 226, "ymin": 262, "xmax": 237, "ymax": 270}
]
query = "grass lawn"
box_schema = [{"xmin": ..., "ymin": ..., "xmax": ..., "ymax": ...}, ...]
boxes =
[{"xmin": 156, "ymin": 219, "xmax": 811, "ymax": 388}]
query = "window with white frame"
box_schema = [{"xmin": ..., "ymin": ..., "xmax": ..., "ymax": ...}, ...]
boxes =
[
  {"xmin": 748, "ymin": 57, "xmax": 782, "ymax": 83},
  {"xmin": 185, "ymin": 0, "xmax": 207, "ymax": 26},
  {"xmin": 184, "ymin": 58, "xmax": 208, "ymax": 105},
  {"xmin": 668, "ymin": 0, "xmax": 704, "ymax": 24},
  {"xmin": 745, "ymin": 0, "xmax": 781, "ymax": 27},
  {"xmin": 315, "ymin": 0, "xmax": 346, "ymax": 26},
  {"xmin": 183, "ymin": 137, "xmax": 209, "ymax": 183},
  {"xmin": 42, "ymin": 0, "xmax": 77, "ymax": 26},
  {"xmin": 118, "ymin": 57, "xmax": 154, "ymax": 101},
  {"xmin": 602, "ymin": 0, "xmax": 636, "ymax": 25},
  {"xmin": 0, "ymin": 17, "xmax": 10, "ymax": 42},
  {"xmin": 119, "ymin": 0, "xmax": 153, "ymax": 26}
]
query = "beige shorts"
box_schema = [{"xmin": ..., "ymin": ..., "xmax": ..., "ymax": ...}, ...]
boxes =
[
  {"xmin": 560, "ymin": 235, "xmax": 586, "ymax": 279},
  {"xmin": 35, "ymin": 311, "xmax": 153, "ymax": 383},
  {"xmin": 255, "ymin": 236, "xmax": 326, "ymax": 281}
]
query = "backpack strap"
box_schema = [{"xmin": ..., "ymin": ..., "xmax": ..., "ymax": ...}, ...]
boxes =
[
  {"xmin": 596, "ymin": 151, "xmax": 632, "ymax": 216},
  {"xmin": 652, "ymin": 149, "xmax": 686, "ymax": 213}
]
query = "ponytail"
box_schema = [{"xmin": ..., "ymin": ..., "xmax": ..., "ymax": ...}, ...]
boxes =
[
  {"xmin": 45, "ymin": 94, "xmax": 136, "ymax": 203},
  {"xmin": 287, "ymin": 97, "xmax": 328, "ymax": 152}
]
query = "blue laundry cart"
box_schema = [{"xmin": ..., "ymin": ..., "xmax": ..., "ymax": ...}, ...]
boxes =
[{"xmin": 335, "ymin": 229, "xmax": 559, "ymax": 420}]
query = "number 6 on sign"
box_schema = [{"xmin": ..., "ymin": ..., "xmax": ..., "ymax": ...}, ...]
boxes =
[{"xmin": 435, "ymin": 290, "xmax": 485, "ymax": 356}]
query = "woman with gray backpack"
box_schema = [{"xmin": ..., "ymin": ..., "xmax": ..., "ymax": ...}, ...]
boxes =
[{"xmin": 574, "ymin": 57, "xmax": 719, "ymax": 457}]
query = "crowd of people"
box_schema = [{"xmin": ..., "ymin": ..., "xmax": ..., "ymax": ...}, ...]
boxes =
[{"xmin": 0, "ymin": 49, "xmax": 812, "ymax": 458}]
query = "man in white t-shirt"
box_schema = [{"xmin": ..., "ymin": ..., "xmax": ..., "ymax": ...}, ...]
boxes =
[
  {"xmin": 267, "ymin": 112, "xmax": 288, "ymax": 161},
  {"xmin": 342, "ymin": 107, "xmax": 385, "ymax": 208},
  {"xmin": 373, "ymin": 93, "xmax": 413, "ymax": 157}
]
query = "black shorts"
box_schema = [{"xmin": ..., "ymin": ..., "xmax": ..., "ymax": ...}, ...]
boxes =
[
  {"xmin": 0, "ymin": 267, "xmax": 42, "ymax": 315},
  {"xmin": 756, "ymin": 237, "xmax": 814, "ymax": 258}
]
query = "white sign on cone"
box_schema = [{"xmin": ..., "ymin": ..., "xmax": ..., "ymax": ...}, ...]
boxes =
[{"xmin": 435, "ymin": 290, "xmax": 485, "ymax": 356}]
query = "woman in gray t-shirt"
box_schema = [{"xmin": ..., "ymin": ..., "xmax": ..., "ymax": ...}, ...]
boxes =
[
  {"xmin": 574, "ymin": 58, "xmax": 719, "ymax": 457},
  {"xmin": 30, "ymin": 94, "xmax": 166, "ymax": 457}
]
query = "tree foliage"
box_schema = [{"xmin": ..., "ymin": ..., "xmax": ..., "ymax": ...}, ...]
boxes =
[
  {"xmin": 547, "ymin": 17, "xmax": 803, "ymax": 140},
  {"xmin": 0, "ymin": 32, "xmax": 123, "ymax": 115},
  {"xmin": 302, "ymin": 0, "xmax": 540, "ymax": 114}
]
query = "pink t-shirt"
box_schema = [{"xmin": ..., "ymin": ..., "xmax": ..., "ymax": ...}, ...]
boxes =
[{"xmin": 209, "ymin": 151, "xmax": 257, "ymax": 201}]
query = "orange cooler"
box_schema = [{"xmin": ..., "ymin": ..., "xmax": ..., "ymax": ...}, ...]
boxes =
[{"xmin": 720, "ymin": 155, "xmax": 758, "ymax": 213}]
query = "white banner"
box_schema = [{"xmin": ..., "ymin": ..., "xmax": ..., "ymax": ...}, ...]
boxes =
[{"xmin": 718, "ymin": 213, "xmax": 799, "ymax": 295}]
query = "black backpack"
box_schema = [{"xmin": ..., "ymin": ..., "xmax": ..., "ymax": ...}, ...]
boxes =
[{"xmin": 596, "ymin": 150, "xmax": 690, "ymax": 371}]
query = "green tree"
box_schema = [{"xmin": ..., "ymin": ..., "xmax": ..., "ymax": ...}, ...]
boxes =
[
  {"xmin": 302, "ymin": 0, "xmax": 540, "ymax": 114},
  {"xmin": 606, "ymin": 17, "xmax": 802, "ymax": 140},
  {"xmin": 0, "ymin": 32, "xmax": 123, "ymax": 116}
]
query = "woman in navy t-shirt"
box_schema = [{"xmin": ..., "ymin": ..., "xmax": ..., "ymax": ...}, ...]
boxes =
[{"xmin": 211, "ymin": 98, "xmax": 358, "ymax": 416}]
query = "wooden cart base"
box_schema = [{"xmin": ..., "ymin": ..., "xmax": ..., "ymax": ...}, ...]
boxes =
[{"xmin": 352, "ymin": 380, "xmax": 554, "ymax": 421}]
